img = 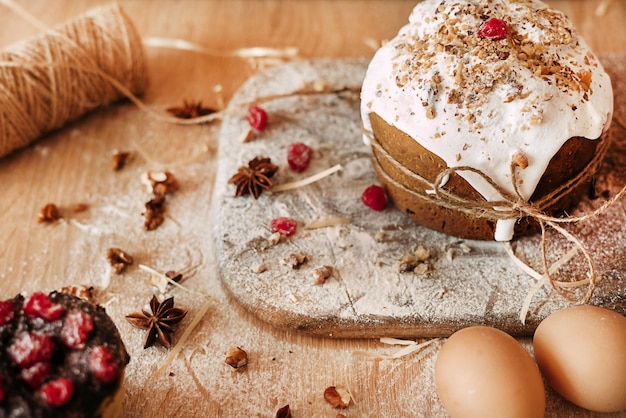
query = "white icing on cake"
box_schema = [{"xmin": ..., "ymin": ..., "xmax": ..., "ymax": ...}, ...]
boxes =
[{"xmin": 360, "ymin": 0, "xmax": 614, "ymax": 241}]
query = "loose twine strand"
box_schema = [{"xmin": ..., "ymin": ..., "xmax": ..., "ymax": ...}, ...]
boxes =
[{"xmin": 367, "ymin": 121, "xmax": 626, "ymax": 306}]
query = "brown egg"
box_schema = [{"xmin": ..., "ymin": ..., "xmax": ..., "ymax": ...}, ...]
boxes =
[
  {"xmin": 533, "ymin": 305, "xmax": 626, "ymax": 412},
  {"xmin": 435, "ymin": 326, "xmax": 545, "ymax": 418}
]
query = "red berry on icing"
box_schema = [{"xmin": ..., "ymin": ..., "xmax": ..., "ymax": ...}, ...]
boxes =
[
  {"xmin": 247, "ymin": 105, "xmax": 268, "ymax": 131},
  {"xmin": 89, "ymin": 346, "xmax": 119, "ymax": 384},
  {"xmin": 24, "ymin": 292, "xmax": 65, "ymax": 321},
  {"xmin": 61, "ymin": 311, "xmax": 94, "ymax": 349},
  {"xmin": 270, "ymin": 217, "xmax": 298, "ymax": 237},
  {"xmin": 40, "ymin": 378, "xmax": 73, "ymax": 407},
  {"xmin": 0, "ymin": 299, "xmax": 16, "ymax": 326},
  {"xmin": 9, "ymin": 332, "xmax": 55, "ymax": 368},
  {"xmin": 361, "ymin": 185, "xmax": 387, "ymax": 211},
  {"xmin": 477, "ymin": 17, "xmax": 508, "ymax": 40},
  {"xmin": 287, "ymin": 142, "xmax": 313, "ymax": 173},
  {"xmin": 20, "ymin": 362, "xmax": 52, "ymax": 389}
]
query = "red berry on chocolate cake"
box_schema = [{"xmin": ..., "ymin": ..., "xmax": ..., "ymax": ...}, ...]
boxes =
[{"xmin": 0, "ymin": 291, "xmax": 129, "ymax": 417}]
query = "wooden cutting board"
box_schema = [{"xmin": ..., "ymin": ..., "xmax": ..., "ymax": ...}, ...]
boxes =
[{"xmin": 214, "ymin": 56, "xmax": 626, "ymax": 338}]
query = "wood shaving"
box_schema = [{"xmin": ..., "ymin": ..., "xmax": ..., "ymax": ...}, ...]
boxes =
[
  {"xmin": 269, "ymin": 164, "xmax": 342, "ymax": 193},
  {"xmin": 304, "ymin": 216, "xmax": 351, "ymax": 229},
  {"xmin": 153, "ymin": 297, "xmax": 212, "ymax": 379}
]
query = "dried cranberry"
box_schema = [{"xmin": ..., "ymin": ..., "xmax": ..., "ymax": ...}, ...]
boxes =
[
  {"xmin": 270, "ymin": 217, "xmax": 298, "ymax": 237},
  {"xmin": 0, "ymin": 375, "xmax": 4, "ymax": 403},
  {"xmin": 61, "ymin": 311, "xmax": 94, "ymax": 349},
  {"xmin": 0, "ymin": 299, "xmax": 15, "ymax": 326},
  {"xmin": 247, "ymin": 105, "xmax": 268, "ymax": 131},
  {"xmin": 20, "ymin": 362, "xmax": 51, "ymax": 389},
  {"xmin": 24, "ymin": 292, "xmax": 65, "ymax": 321},
  {"xmin": 89, "ymin": 346, "xmax": 119, "ymax": 384},
  {"xmin": 361, "ymin": 185, "xmax": 387, "ymax": 211},
  {"xmin": 477, "ymin": 17, "xmax": 508, "ymax": 40},
  {"xmin": 40, "ymin": 378, "xmax": 73, "ymax": 407},
  {"xmin": 9, "ymin": 332, "xmax": 55, "ymax": 368},
  {"xmin": 287, "ymin": 142, "xmax": 313, "ymax": 173}
]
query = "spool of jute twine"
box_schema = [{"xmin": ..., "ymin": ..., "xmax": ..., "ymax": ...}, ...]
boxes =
[{"xmin": 0, "ymin": 3, "xmax": 148, "ymax": 158}]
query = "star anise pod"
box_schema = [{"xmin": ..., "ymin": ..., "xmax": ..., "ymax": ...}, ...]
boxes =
[
  {"xmin": 125, "ymin": 295, "xmax": 188, "ymax": 349},
  {"xmin": 166, "ymin": 100, "xmax": 216, "ymax": 119},
  {"xmin": 228, "ymin": 156, "xmax": 278, "ymax": 199}
]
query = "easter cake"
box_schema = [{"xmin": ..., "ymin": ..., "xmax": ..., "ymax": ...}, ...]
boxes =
[
  {"xmin": 360, "ymin": 0, "xmax": 614, "ymax": 241},
  {"xmin": 0, "ymin": 291, "xmax": 129, "ymax": 418}
]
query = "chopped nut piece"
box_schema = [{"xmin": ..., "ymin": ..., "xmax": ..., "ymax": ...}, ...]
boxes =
[
  {"xmin": 267, "ymin": 232, "xmax": 285, "ymax": 246},
  {"xmin": 324, "ymin": 385, "xmax": 351, "ymax": 409},
  {"xmin": 111, "ymin": 151, "xmax": 131, "ymax": 171},
  {"xmin": 225, "ymin": 346, "xmax": 248, "ymax": 369},
  {"xmin": 283, "ymin": 253, "xmax": 309, "ymax": 270},
  {"xmin": 312, "ymin": 265, "xmax": 334, "ymax": 285},
  {"xmin": 512, "ymin": 152, "xmax": 529, "ymax": 169},
  {"xmin": 143, "ymin": 171, "xmax": 180, "ymax": 197},
  {"xmin": 253, "ymin": 264, "xmax": 268, "ymax": 273},
  {"xmin": 395, "ymin": 246, "xmax": 432, "ymax": 274},
  {"xmin": 275, "ymin": 405, "xmax": 292, "ymax": 418},
  {"xmin": 144, "ymin": 195, "xmax": 166, "ymax": 231},
  {"xmin": 413, "ymin": 246, "xmax": 431, "ymax": 261},
  {"xmin": 106, "ymin": 248, "xmax": 134, "ymax": 274},
  {"xmin": 38, "ymin": 203, "xmax": 61, "ymax": 223},
  {"xmin": 59, "ymin": 285, "xmax": 95, "ymax": 303}
]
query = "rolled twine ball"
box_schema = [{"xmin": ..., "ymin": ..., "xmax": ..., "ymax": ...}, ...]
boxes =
[{"xmin": 0, "ymin": 3, "xmax": 148, "ymax": 158}]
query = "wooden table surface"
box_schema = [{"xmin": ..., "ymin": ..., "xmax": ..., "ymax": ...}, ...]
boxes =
[{"xmin": 1, "ymin": 1, "xmax": 625, "ymax": 417}]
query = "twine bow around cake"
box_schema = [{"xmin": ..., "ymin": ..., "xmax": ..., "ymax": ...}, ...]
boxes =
[{"xmin": 366, "ymin": 124, "xmax": 626, "ymax": 311}]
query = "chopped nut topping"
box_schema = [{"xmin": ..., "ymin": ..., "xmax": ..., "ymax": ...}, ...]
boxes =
[
  {"xmin": 324, "ymin": 385, "xmax": 351, "ymax": 409},
  {"xmin": 106, "ymin": 248, "xmax": 134, "ymax": 274},
  {"xmin": 511, "ymin": 152, "xmax": 529, "ymax": 169},
  {"xmin": 224, "ymin": 346, "xmax": 248, "ymax": 369},
  {"xmin": 38, "ymin": 203, "xmax": 61, "ymax": 223},
  {"xmin": 283, "ymin": 253, "xmax": 309, "ymax": 270},
  {"xmin": 312, "ymin": 265, "xmax": 334, "ymax": 285}
]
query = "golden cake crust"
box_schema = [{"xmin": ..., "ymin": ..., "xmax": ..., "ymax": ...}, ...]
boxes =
[{"xmin": 369, "ymin": 112, "xmax": 603, "ymax": 240}]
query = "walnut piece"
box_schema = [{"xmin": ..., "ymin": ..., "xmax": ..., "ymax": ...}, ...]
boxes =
[
  {"xmin": 324, "ymin": 385, "xmax": 351, "ymax": 409},
  {"xmin": 395, "ymin": 246, "xmax": 432, "ymax": 274},
  {"xmin": 59, "ymin": 285, "xmax": 95, "ymax": 303},
  {"xmin": 37, "ymin": 203, "xmax": 61, "ymax": 223},
  {"xmin": 225, "ymin": 346, "xmax": 248, "ymax": 369},
  {"xmin": 312, "ymin": 265, "xmax": 334, "ymax": 285},
  {"xmin": 283, "ymin": 253, "xmax": 309, "ymax": 270},
  {"xmin": 106, "ymin": 247, "xmax": 134, "ymax": 274}
]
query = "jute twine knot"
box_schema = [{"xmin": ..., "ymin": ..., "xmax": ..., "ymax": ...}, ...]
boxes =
[
  {"xmin": 367, "ymin": 123, "xmax": 626, "ymax": 306},
  {"xmin": 0, "ymin": 3, "xmax": 149, "ymax": 158}
]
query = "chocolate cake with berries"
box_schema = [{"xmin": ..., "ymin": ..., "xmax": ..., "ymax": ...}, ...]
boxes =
[
  {"xmin": 360, "ymin": 0, "xmax": 614, "ymax": 241},
  {"xmin": 0, "ymin": 291, "xmax": 129, "ymax": 418}
]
